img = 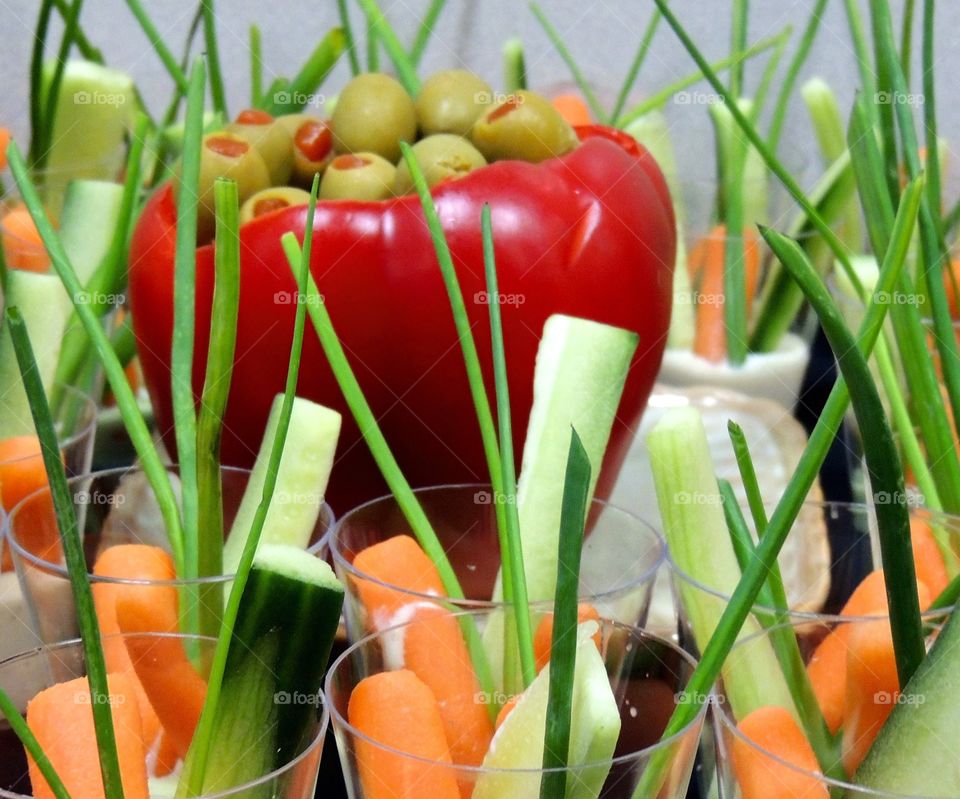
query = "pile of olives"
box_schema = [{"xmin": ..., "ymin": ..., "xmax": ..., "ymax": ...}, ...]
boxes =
[{"xmin": 182, "ymin": 70, "xmax": 580, "ymax": 241}]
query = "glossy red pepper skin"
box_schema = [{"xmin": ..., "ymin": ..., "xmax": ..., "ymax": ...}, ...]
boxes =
[{"xmin": 128, "ymin": 129, "xmax": 675, "ymax": 513}]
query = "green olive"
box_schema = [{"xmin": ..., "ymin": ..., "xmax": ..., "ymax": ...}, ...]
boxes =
[
  {"xmin": 471, "ymin": 90, "xmax": 578, "ymax": 163},
  {"xmin": 332, "ymin": 73, "xmax": 416, "ymax": 162},
  {"xmin": 286, "ymin": 117, "xmax": 335, "ymax": 188},
  {"xmin": 392, "ymin": 134, "xmax": 487, "ymax": 195},
  {"xmin": 226, "ymin": 108, "xmax": 294, "ymax": 184},
  {"xmin": 415, "ymin": 70, "xmax": 493, "ymax": 136},
  {"xmin": 183, "ymin": 131, "xmax": 271, "ymax": 242},
  {"xmin": 239, "ymin": 186, "xmax": 312, "ymax": 225},
  {"xmin": 319, "ymin": 152, "xmax": 397, "ymax": 201}
]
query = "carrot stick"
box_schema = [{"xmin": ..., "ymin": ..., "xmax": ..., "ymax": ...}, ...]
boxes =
[
  {"xmin": 348, "ymin": 669, "xmax": 461, "ymax": 799},
  {"xmin": 1, "ymin": 206, "xmax": 50, "ymax": 273},
  {"xmin": 840, "ymin": 581, "xmax": 932, "ymax": 776},
  {"xmin": 532, "ymin": 603, "xmax": 600, "ymax": 671},
  {"xmin": 0, "ymin": 435, "xmax": 61, "ymax": 570},
  {"xmin": 495, "ymin": 694, "xmax": 520, "ymax": 730},
  {"xmin": 0, "ymin": 129, "xmax": 10, "ymax": 169},
  {"xmin": 115, "ymin": 590, "xmax": 207, "ymax": 761},
  {"xmin": 731, "ymin": 705, "xmax": 828, "ymax": 799},
  {"xmin": 551, "ymin": 93, "xmax": 592, "ymax": 127},
  {"xmin": 352, "ymin": 535, "xmax": 447, "ymax": 624},
  {"xmin": 910, "ymin": 515, "xmax": 949, "ymax": 596},
  {"xmin": 152, "ymin": 731, "xmax": 180, "ymax": 778},
  {"xmin": 402, "ymin": 604, "xmax": 493, "ymax": 779},
  {"xmin": 689, "ymin": 225, "xmax": 760, "ymax": 363},
  {"xmin": 25, "ymin": 672, "xmax": 149, "ymax": 799}
]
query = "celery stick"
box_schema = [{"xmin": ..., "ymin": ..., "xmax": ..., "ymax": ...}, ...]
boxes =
[
  {"xmin": 223, "ymin": 395, "xmax": 341, "ymax": 571},
  {"xmin": 647, "ymin": 407, "xmax": 795, "ymax": 719},
  {"xmin": 58, "ymin": 180, "xmax": 124, "ymax": 285}
]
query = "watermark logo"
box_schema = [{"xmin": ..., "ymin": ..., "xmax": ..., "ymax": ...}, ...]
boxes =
[
  {"xmin": 874, "ymin": 290, "xmax": 922, "ymax": 307},
  {"xmin": 73, "ymin": 91, "xmax": 127, "ymax": 108},
  {"xmin": 675, "ymin": 291, "xmax": 725, "ymax": 307},
  {"xmin": 274, "ymin": 490, "xmax": 317, "ymax": 507},
  {"xmin": 75, "ymin": 290, "xmax": 125, "ymax": 307},
  {"xmin": 875, "ymin": 90, "xmax": 924, "ymax": 107},
  {"xmin": 675, "ymin": 690, "xmax": 723, "ymax": 706},
  {"xmin": 74, "ymin": 691, "xmax": 126, "ymax": 706},
  {"xmin": 473, "ymin": 490, "xmax": 517, "ymax": 506},
  {"xmin": 873, "ymin": 490, "xmax": 924, "ymax": 508},
  {"xmin": 474, "ymin": 690, "xmax": 515, "ymax": 706},
  {"xmin": 274, "ymin": 290, "xmax": 324, "ymax": 306},
  {"xmin": 474, "ymin": 290, "xmax": 525, "ymax": 307},
  {"xmin": 874, "ymin": 691, "xmax": 925, "ymax": 706},
  {"xmin": 674, "ymin": 90, "xmax": 724, "ymax": 106},
  {"xmin": 274, "ymin": 691, "xmax": 322, "ymax": 706},
  {"xmin": 475, "ymin": 91, "xmax": 524, "ymax": 106},
  {"xmin": 273, "ymin": 91, "xmax": 326, "ymax": 109},
  {"xmin": 74, "ymin": 490, "xmax": 125, "ymax": 508},
  {"xmin": 674, "ymin": 491, "xmax": 724, "ymax": 507}
]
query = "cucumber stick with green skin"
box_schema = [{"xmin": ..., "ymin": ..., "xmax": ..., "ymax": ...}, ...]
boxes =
[
  {"xmin": 223, "ymin": 395, "xmax": 341, "ymax": 570},
  {"xmin": 184, "ymin": 545, "xmax": 344, "ymax": 794},
  {"xmin": 855, "ymin": 611, "xmax": 960, "ymax": 795},
  {"xmin": 512, "ymin": 314, "xmax": 638, "ymax": 604},
  {"xmin": 0, "ymin": 271, "xmax": 72, "ymax": 437},
  {"xmin": 647, "ymin": 407, "xmax": 795, "ymax": 720},
  {"xmin": 473, "ymin": 624, "xmax": 620, "ymax": 799},
  {"xmin": 58, "ymin": 180, "xmax": 125, "ymax": 285}
]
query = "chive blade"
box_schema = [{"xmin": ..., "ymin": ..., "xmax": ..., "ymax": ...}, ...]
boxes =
[
  {"xmin": 617, "ymin": 28, "xmax": 789, "ymax": 126},
  {"xmin": 52, "ymin": 0, "xmax": 103, "ymax": 63},
  {"xmin": 921, "ymin": 0, "xmax": 942, "ymax": 224},
  {"xmin": 503, "ymin": 38, "xmax": 527, "ymax": 92},
  {"xmin": 482, "ymin": 204, "xmax": 536, "ymax": 689},
  {"xmin": 38, "ymin": 0, "xmax": 84, "ymax": 170},
  {"xmin": 766, "ymin": 0, "xmax": 829, "ymax": 152},
  {"xmin": 282, "ymin": 232, "xmax": 496, "ymax": 716},
  {"xmin": 337, "ymin": 0, "xmax": 361, "ymax": 75},
  {"xmin": 610, "ymin": 8, "xmax": 661, "ymax": 124},
  {"xmin": 172, "ymin": 60, "xmax": 207, "ymax": 586},
  {"xmin": 762, "ymin": 225, "xmax": 924, "ymax": 683},
  {"xmin": 727, "ymin": 421, "xmax": 768, "ymax": 533},
  {"xmin": 540, "ymin": 428, "xmax": 591, "ymax": 799},
  {"xmin": 201, "ymin": 0, "xmax": 227, "ymax": 117},
  {"xmin": 6, "ymin": 308, "xmax": 124, "ymax": 799},
  {"xmin": 195, "ymin": 178, "xmax": 240, "ymax": 639},
  {"xmin": 249, "ymin": 24, "xmax": 262, "ymax": 106},
  {"xmin": 366, "ymin": 15, "xmax": 380, "ymax": 71},
  {"xmin": 28, "ymin": 1, "xmax": 55, "ymax": 167},
  {"xmin": 530, "ymin": 3, "xmax": 606, "ymax": 123},
  {"xmin": 729, "ymin": 0, "xmax": 749, "ymax": 98},
  {"xmin": 0, "ymin": 689, "xmax": 72, "ymax": 799},
  {"xmin": 122, "ymin": 0, "xmax": 190, "ymax": 92},
  {"xmin": 718, "ymin": 479, "xmax": 765, "ymax": 599},
  {"xmin": 355, "ymin": 0, "xmax": 420, "ymax": 95},
  {"xmin": 409, "ymin": 0, "xmax": 447, "ymax": 68},
  {"xmin": 184, "ymin": 175, "xmax": 319, "ymax": 797},
  {"xmin": 264, "ymin": 28, "xmax": 345, "ymax": 115},
  {"xmin": 901, "ymin": 0, "xmax": 917, "ymax": 83},
  {"xmin": 7, "ymin": 141, "xmax": 186, "ymax": 571}
]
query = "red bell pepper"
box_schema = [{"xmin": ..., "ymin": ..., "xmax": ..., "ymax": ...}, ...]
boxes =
[{"xmin": 128, "ymin": 128, "xmax": 675, "ymax": 513}]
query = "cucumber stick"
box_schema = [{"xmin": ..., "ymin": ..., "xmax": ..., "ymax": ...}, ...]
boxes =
[
  {"xmin": 647, "ymin": 407, "xmax": 795, "ymax": 720},
  {"xmin": 182, "ymin": 545, "xmax": 344, "ymax": 795},
  {"xmin": 855, "ymin": 611, "xmax": 960, "ymax": 795},
  {"xmin": 473, "ymin": 623, "xmax": 620, "ymax": 799},
  {"xmin": 710, "ymin": 99, "xmax": 768, "ymax": 227},
  {"xmin": 59, "ymin": 180, "xmax": 125, "ymax": 285},
  {"xmin": 512, "ymin": 314, "xmax": 638, "ymax": 604},
  {"xmin": 223, "ymin": 395, "xmax": 341, "ymax": 571},
  {"xmin": 0, "ymin": 271, "xmax": 72, "ymax": 437},
  {"xmin": 41, "ymin": 60, "xmax": 134, "ymax": 204}
]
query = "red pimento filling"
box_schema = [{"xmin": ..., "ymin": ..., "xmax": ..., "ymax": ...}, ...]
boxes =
[
  {"xmin": 488, "ymin": 96, "xmax": 524, "ymax": 122},
  {"xmin": 206, "ymin": 136, "xmax": 250, "ymax": 158},
  {"xmin": 236, "ymin": 108, "xmax": 274, "ymax": 125},
  {"xmin": 332, "ymin": 154, "xmax": 370, "ymax": 170},
  {"xmin": 296, "ymin": 120, "xmax": 334, "ymax": 163},
  {"xmin": 253, "ymin": 197, "xmax": 290, "ymax": 217}
]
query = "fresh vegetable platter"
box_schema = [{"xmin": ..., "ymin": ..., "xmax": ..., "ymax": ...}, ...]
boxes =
[{"xmin": 2, "ymin": 0, "xmax": 960, "ymax": 798}]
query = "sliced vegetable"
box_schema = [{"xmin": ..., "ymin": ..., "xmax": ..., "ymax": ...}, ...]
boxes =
[
  {"xmin": 1, "ymin": 206, "xmax": 48, "ymax": 272},
  {"xmin": 351, "ymin": 535, "xmax": 446, "ymax": 623},
  {"xmin": 58, "ymin": 180, "xmax": 125, "ymax": 285},
  {"xmin": 349, "ymin": 669, "xmax": 460, "ymax": 799},
  {"xmin": 222, "ymin": 394, "xmax": 341, "ymax": 572}
]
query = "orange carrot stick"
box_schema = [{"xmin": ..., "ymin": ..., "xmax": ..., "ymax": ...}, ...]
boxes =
[
  {"xmin": 115, "ymin": 589, "xmax": 207, "ymax": 761},
  {"xmin": 731, "ymin": 705, "xmax": 828, "ymax": 799},
  {"xmin": 840, "ymin": 581, "xmax": 931, "ymax": 776},
  {"xmin": 402, "ymin": 604, "xmax": 493, "ymax": 777},
  {"xmin": 910, "ymin": 516, "xmax": 949, "ymax": 597},
  {"xmin": 551, "ymin": 94, "xmax": 592, "ymax": 127},
  {"xmin": 495, "ymin": 694, "xmax": 520, "ymax": 730},
  {"xmin": 348, "ymin": 670, "xmax": 461, "ymax": 799},
  {"xmin": 0, "ymin": 129, "xmax": 10, "ymax": 169},
  {"xmin": 352, "ymin": 535, "xmax": 447, "ymax": 624},
  {"xmin": 688, "ymin": 225, "xmax": 760, "ymax": 363},
  {"xmin": 1, "ymin": 206, "xmax": 50, "ymax": 272},
  {"xmin": 533, "ymin": 603, "xmax": 600, "ymax": 671},
  {"xmin": 26, "ymin": 672, "xmax": 149, "ymax": 799},
  {"xmin": 92, "ymin": 544, "xmax": 178, "ymax": 750},
  {"xmin": 0, "ymin": 435, "xmax": 62, "ymax": 570}
]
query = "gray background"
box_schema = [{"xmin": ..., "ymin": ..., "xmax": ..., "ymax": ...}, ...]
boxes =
[{"xmin": 1, "ymin": 0, "xmax": 957, "ymax": 195}]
